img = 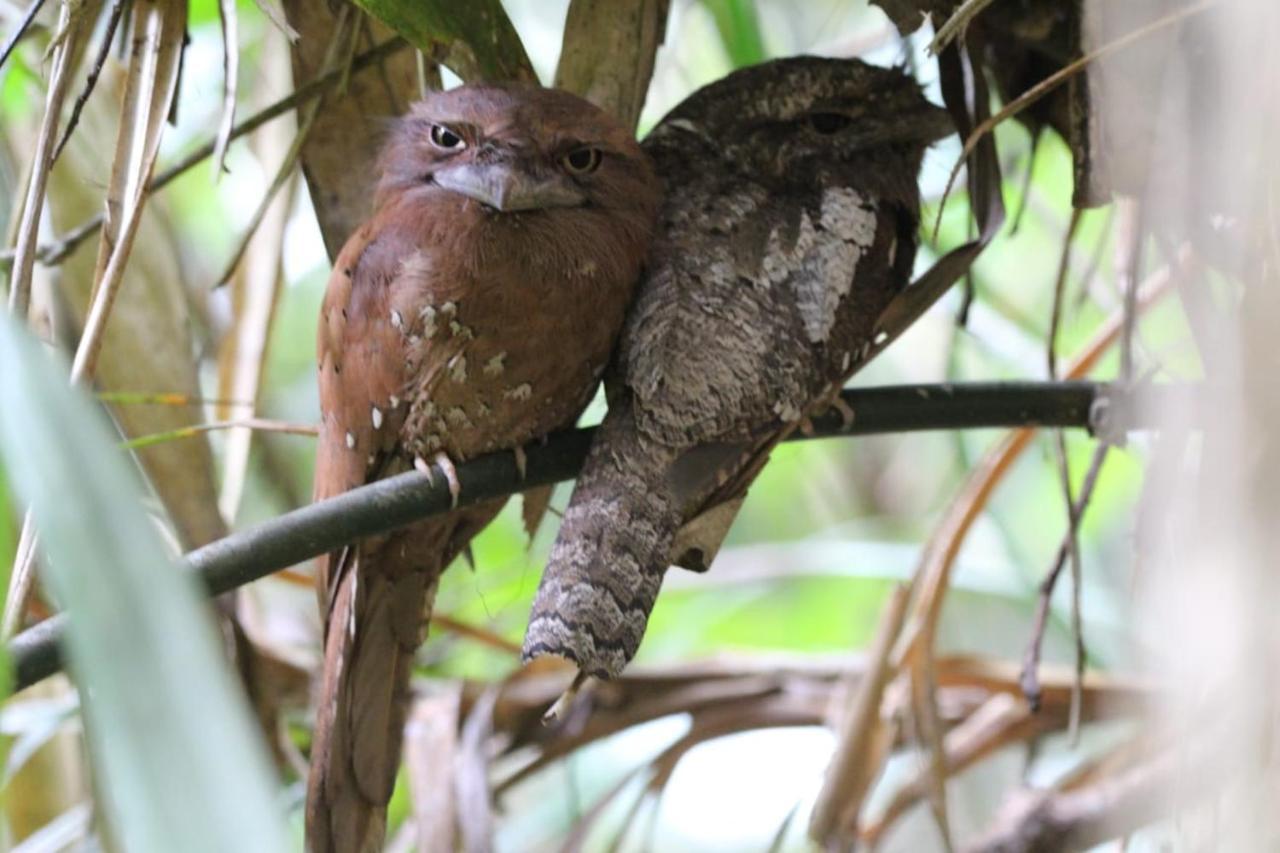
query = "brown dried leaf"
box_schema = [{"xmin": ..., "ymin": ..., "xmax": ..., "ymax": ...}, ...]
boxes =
[
  {"xmin": 809, "ymin": 584, "xmax": 910, "ymax": 845},
  {"xmin": 404, "ymin": 686, "xmax": 462, "ymax": 853},
  {"xmin": 455, "ymin": 686, "xmax": 498, "ymax": 853}
]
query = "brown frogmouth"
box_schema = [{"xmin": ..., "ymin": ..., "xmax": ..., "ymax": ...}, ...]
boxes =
[{"xmin": 308, "ymin": 84, "xmax": 659, "ymax": 852}]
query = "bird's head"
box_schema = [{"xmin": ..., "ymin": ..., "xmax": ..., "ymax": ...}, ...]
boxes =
[
  {"xmin": 378, "ymin": 83, "xmax": 657, "ymax": 219},
  {"xmin": 646, "ymin": 56, "xmax": 954, "ymax": 184}
]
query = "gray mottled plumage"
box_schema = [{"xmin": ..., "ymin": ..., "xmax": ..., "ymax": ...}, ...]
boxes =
[{"xmin": 523, "ymin": 57, "xmax": 954, "ymax": 677}]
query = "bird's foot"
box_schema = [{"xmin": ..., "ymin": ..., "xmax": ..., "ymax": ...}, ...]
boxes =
[
  {"xmin": 826, "ymin": 395, "xmax": 856, "ymax": 430},
  {"xmin": 542, "ymin": 669, "xmax": 591, "ymax": 726},
  {"xmin": 414, "ymin": 452, "xmax": 462, "ymax": 507}
]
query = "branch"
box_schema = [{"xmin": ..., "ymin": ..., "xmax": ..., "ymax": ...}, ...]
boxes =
[
  {"xmin": 962, "ymin": 752, "xmax": 1177, "ymax": 853},
  {"xmin": 8, "ymin": 381, "xmax": 1172, "ymax": 692}
]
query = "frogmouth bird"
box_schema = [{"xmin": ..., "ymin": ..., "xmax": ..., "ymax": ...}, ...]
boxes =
[
  {"xmin": 308, "ymin": 84, "xmax": 659, "ymax": 851},
  {"xmin": 523, "ymin": 57, "xmax": 954, "ymax": 681}
]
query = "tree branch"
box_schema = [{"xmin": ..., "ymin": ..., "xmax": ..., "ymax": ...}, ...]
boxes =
[
  {"xmin": 962, "ymin": 752, "xmax": 1177, "ymax": 853},
  {"xmin": 8, "ymin": 381, "xmax": 1174, "ymax": 692}
]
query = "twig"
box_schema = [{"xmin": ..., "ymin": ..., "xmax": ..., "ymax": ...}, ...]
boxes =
[
  {"xmin": 52, "ymin": 0, "xmax": 127, "ymax": 164},
  {"xmin": 1072, "ymin": 206, "xmax": 1115, "ymax": 311},
  {"xmin": 96, "ymin": 391, "xmax": 254, "ymax": 407},
  {"xmin": 6, "ymin": 0, "xmax": 83, "ymax": 317},
  {"xmin": 213, "ymin": 0, "xmax": 238, "ymax": 177},
  {"xmin": 0, "ymin": 36, "xmax": 411, "ymax": 272},
  {"xmin": 962, "ymin": 751, "xmax": 1178, "ymax": 853},
  {"xmin": 809, "ymin": 584, "xmax": 909, "ymax": 845},
  {"xmin": 213, "ymin": 8, "xmax": 355, "ymax": 287},
  {"xmin": 1006, "ymin": 131, "xmax": 1041, "ymax": 236},
  {"xmin": 6, "ymin": 381, "xmax": 1173, "ymax": 692},
  {"xmin": 860, "ymin": 694, "xmax": 1047, "ymax": 848},
  {"xmin": 0, "ymin": 0, "xmax": 47, "ymax": 71},
  {"xmin": 929, "ymin": 0, "xmax": 1000, "ymax": 54},
  {"xmin": 1116, "ymin": 201, "xmax": 1146, "ymax": 384},
  {"xmin": 1047, "ymin": 210, "xmax": 1083, "ymax": 381},
  {"xmin": 1047, "ymin": 208, "xmax": 1087, "ymax": 741},
  {"xmin": 485, "ymin": 654, "xmax": 1152, "ymax": 799},
  {"xmin": 1020, "ymin": 444, "xmax": 1110, "ymax": 712},
  {"xmin": 120, "ymin": 417, "xmax": 317, "ymax": 450}
]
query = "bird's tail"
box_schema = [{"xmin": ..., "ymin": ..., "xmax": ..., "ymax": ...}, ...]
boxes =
[
  {"xmin": 524, "ymin": 405, "xmax": 682, "ymax": 678},
  {"xmin": 304, "ymin": 506, "xmax": 501, "ymax": 853}
]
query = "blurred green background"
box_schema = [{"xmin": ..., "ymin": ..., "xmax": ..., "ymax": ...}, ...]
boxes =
[{"xmin": 0, "ymin": 0, "xmax": 1184, "ymax": 849}]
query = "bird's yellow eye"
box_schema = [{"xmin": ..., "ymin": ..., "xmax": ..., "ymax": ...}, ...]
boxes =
[
  {"xmin": 562, "ymin": 147, "xmax": 603, "ymax": 174},
  {"xmin": 429, "ymin": 124, "xmax": 466, "ymax": 150}
]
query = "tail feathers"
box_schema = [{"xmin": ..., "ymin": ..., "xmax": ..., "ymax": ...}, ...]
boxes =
[
  {"xmin": 306, "ymin": 548, "xmax": 435, "ymax": 853},
  {"xmin": 523, "ymin": 415, "xmax": 681, "ymax": 678}
]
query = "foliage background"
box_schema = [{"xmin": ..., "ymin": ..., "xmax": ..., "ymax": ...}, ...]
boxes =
[{"xmin": 0, "ymin": 0, "xmax": 1247, "ymax": 850}]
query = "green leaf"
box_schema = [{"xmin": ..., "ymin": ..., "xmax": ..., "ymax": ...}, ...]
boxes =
[
  {"xmin": 701, "ymin": 0, "xmax": 767, "ymax": 68},
  {"xmin": 349, "ymin": 0, "xmax": 536, "ymax": 82},
  {"xmin": 0, "ymin": 314, "xmax": 289, "ymax": 853}
]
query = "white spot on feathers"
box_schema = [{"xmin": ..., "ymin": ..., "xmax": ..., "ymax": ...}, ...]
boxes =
[
  {"xmin": 772, "ymin": 399, "xmax": 801, "ymax": 421},
  {"xmin": 345, "ymin": 431, "xmax": 355, "ymax": 449},
  {"xmin": 347, "ymin": 574, "xmax": 357, "ymax": 639},
  {"xmin": 390, "ymin": 395, "xmax": 401, "ymax": 408},
  {"xmin": 448, "ymin": 354, "xmax": 467, "ymax": 383},
  {"xmin": 371, "ymin": 406, "xmax": 383, "ymax": 429},
  {"xmin": 390, "ymin": 309, "xmax": 404, "ymax": 330},
  {"xmin": 483, "ymin": 352, "xmax": 506, "ymax": 376},
  {"xmin": 420, "ymin": 306, "xmax": 438, "ymax": 338},
  {"xmin": 503, "ymin": 383, "xmax": 532, "ymax": 401}
]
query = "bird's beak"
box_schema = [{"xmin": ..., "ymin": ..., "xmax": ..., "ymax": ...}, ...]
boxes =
[
  {"xmin": 433, "ymin": 162, "xmax": 586, "ymax": 212},
  {"xmin": 916, "ymin": 101, "xmax": 957, "ymax": 145},
  {"xmin": 848, "ymin": 101, "xmax": 955, "ymax": 150}
]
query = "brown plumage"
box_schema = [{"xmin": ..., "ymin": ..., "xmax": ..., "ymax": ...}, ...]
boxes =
[
  {"xmin": 308, "ymin": 84, "xmax": 658, "ymax": 852},
  {"xmin": 522, "ymin": 57, "xmax": 955, "ymax": 679}
]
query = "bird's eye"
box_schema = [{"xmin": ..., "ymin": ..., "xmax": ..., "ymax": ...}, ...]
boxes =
[
  {"xmin": 429, "ymin": 124, "xmax": 466, "ymax": 150},
  {"xmin": 809, "ymin": 112, "xmax": 852, "ymax": 134},
  {"xmin": 562, "ymin": 147, "xmax": 603, "ymax": 174}
]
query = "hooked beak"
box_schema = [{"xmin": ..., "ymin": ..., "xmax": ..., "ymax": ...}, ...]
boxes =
[
  {"xmin": 433, "ymin": 162, "xmax": 586, "ymax": 212},
  {"xmin": 914, "ymin": 101, "xmax": 957, "ymax": 146},
  {"xmin": 846, "ymin": 101, "xmax": 955, "ymax": 151}
]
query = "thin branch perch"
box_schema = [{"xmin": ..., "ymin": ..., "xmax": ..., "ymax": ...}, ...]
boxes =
[{"xmin": 7, "ymin": 381, "xmax": 1176, "ymax": 692}]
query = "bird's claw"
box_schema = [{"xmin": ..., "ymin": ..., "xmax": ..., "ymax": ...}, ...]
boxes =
[
  {"xmin": 415, "ymin": 452, "xmax": 462, "ymax": 508},
  {"xmin": 827, "ymin": 395, "xmax": 856, "ymax": 430},
  {"xmin": 542, "ymin": 669, "xmax": 590, "ymax": 726}
]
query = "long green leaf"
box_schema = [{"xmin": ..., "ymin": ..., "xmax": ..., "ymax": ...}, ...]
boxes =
[
  {"xmin": 701, "ymin": 0, "xmax": 767, "ymax": 68},
  {"xmin": 348, "ymin": 0, "xmax": 535, "ymax": 81},
  {"xmin": 0, "ymin": 314, "xmax": 288, "ymax": 853}
]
